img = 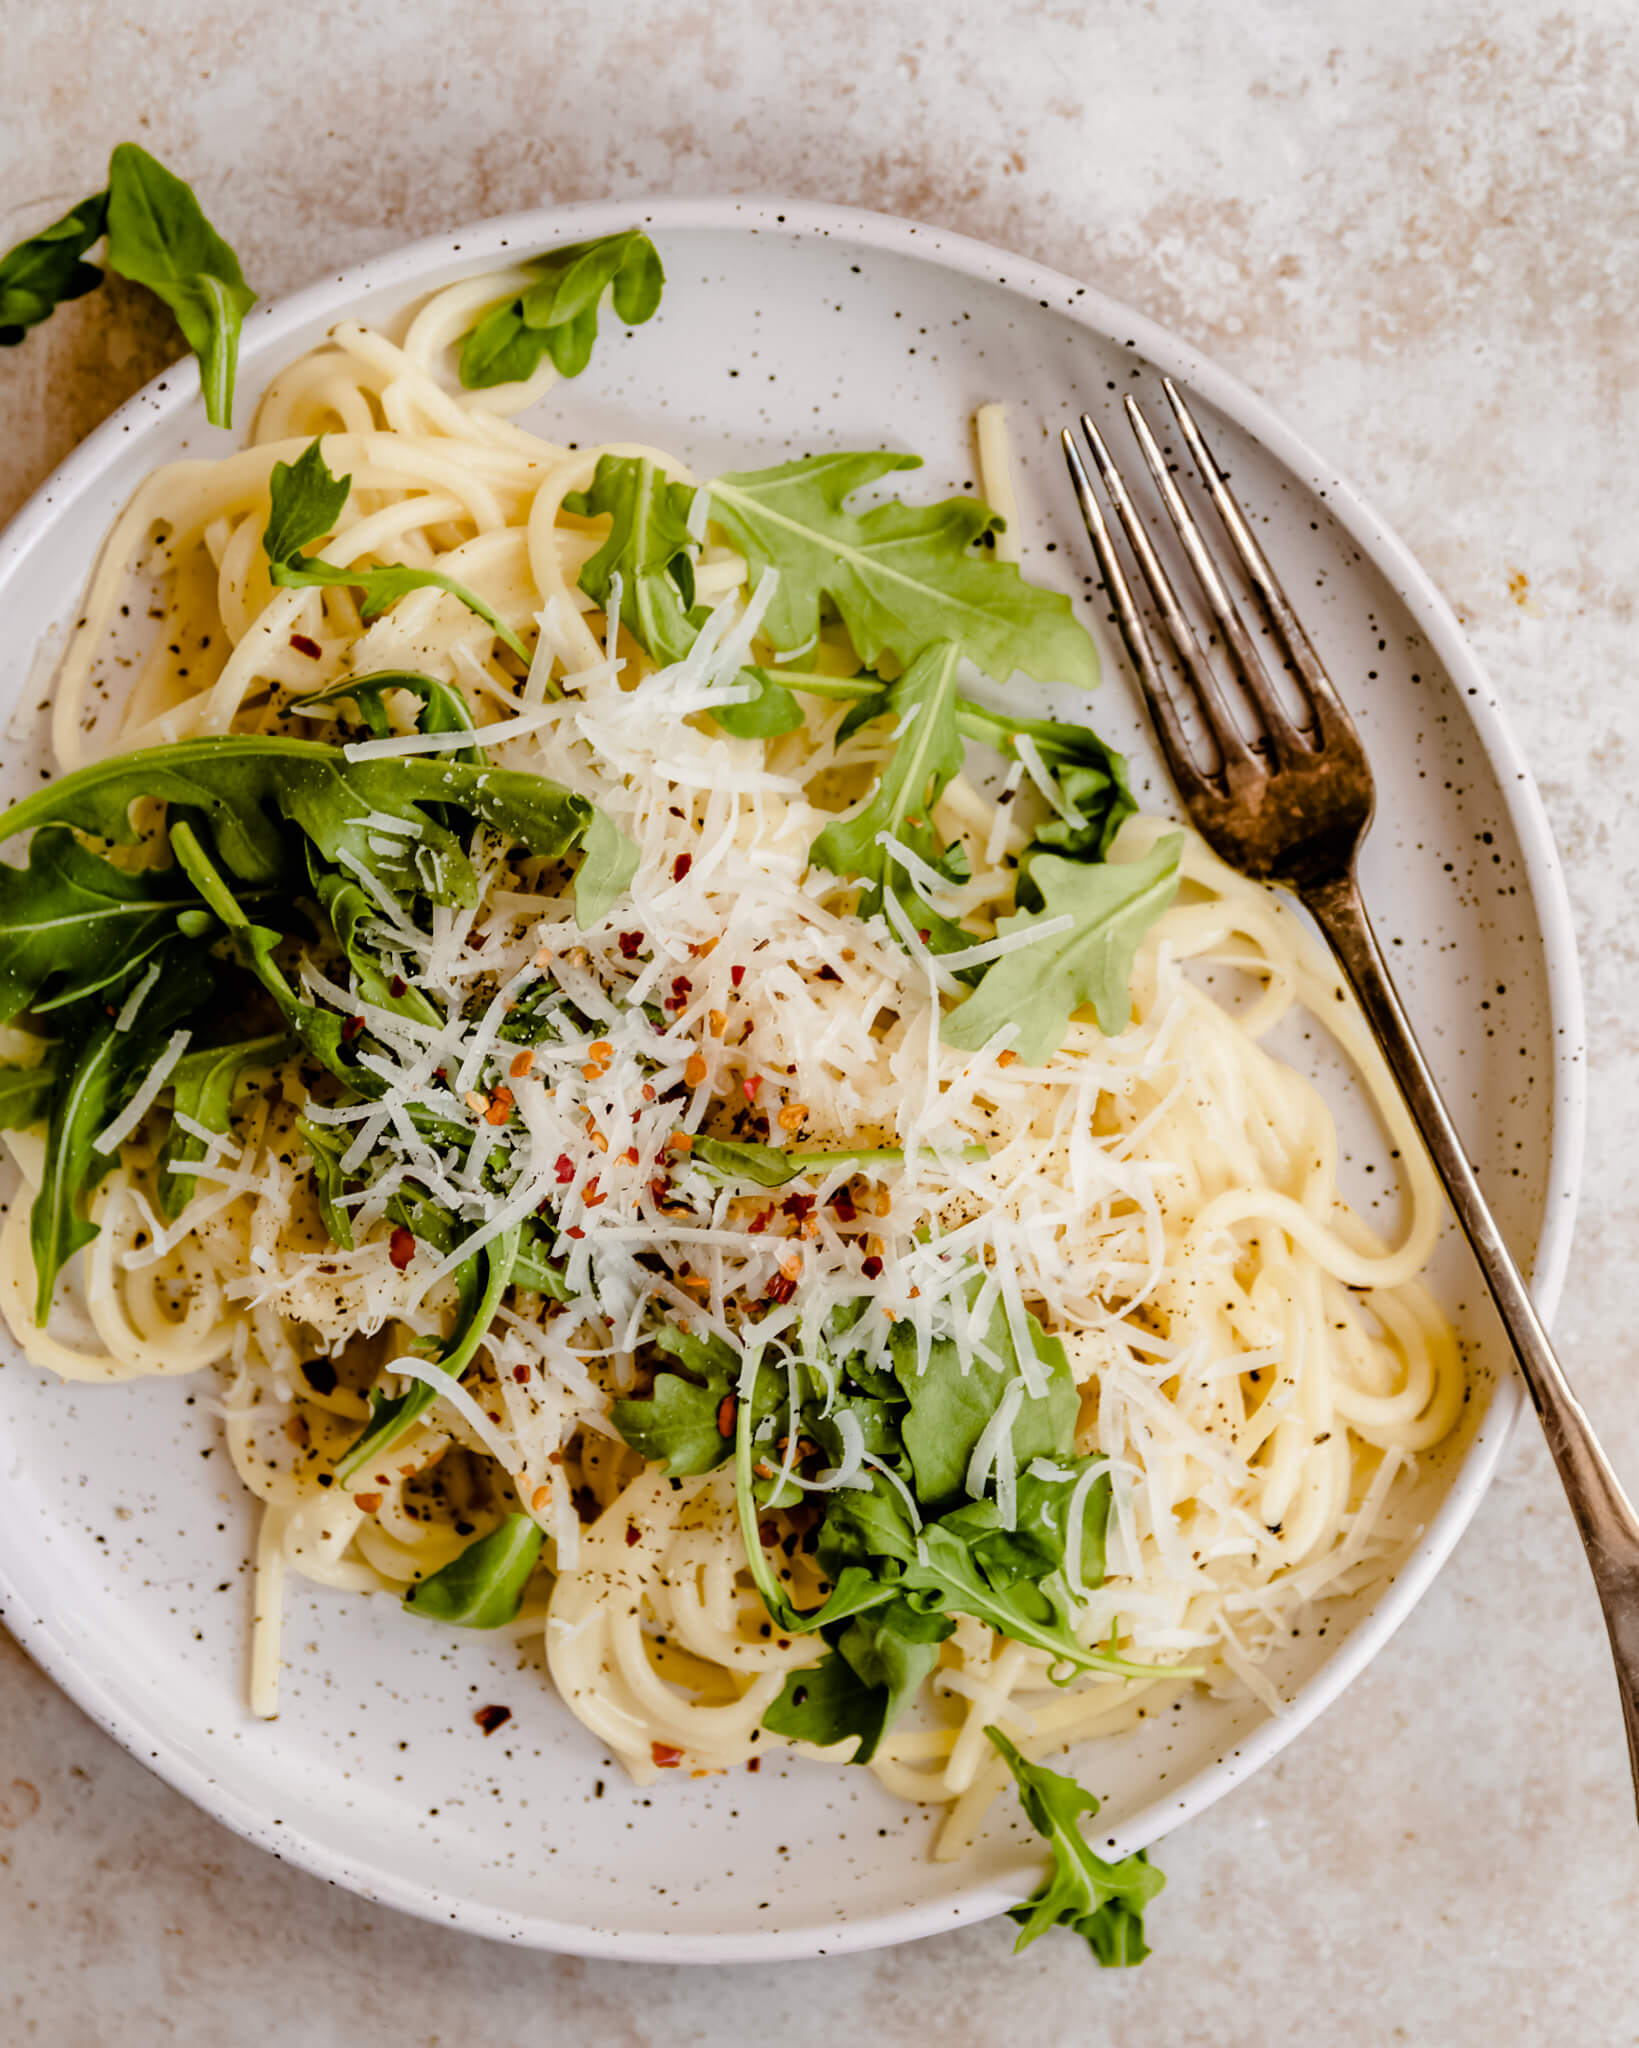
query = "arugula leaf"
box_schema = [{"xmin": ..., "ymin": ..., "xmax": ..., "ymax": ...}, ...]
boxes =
[
  {"xmin": 984, "ymin": 1728, "xmax": 1164, "ymax": 1966},
  {"xmin": 610, "ymin": 1322, "xmax": 741, "ymax": 1475},
  {"xmin": 706, "ymin": 452, "xmax": 1097, "ymax": 690},
  {"xmin": 564, "ymin": 455, "xmax": 803, "ymax": 740},
  {"xmin": 691, "ymin": 1138, "xmax": 988, "ymax": 1189},
  {"xmin": 157, "ymin": 1033, "xmax": 288, "ymax": 1218},
  {"xmin": 402, "ymin": 1513, "xmax": 545, "ymax": 1628},
  {"xmin": 761, "ymin": 1647, "xmax": 888, "ymax": 1755},
  {"xmin": 333, "ymin": 1220, "xmax": 521, "ymax": 1482},
  {"xmin": 458, "ymin": 231, "xmax": 664, "ymax": 389},
  {"xmin": 942, "ymin": 836, "xmax": 1184, "ymax": 1064},
  {"xmin": 0, "ymin": 192, "xmax": 108, "ymax": 345},
  {"xmin": 0, "ymin": 826, "xmax": 223, "ymax": 1024},
  {"xmin": 297, "ymin": 1116, "xmax": 355, "ymax": 1249},
  {"xmin": 956, "ymin": 701, "xmax": 1136, "ymax": 866},
  {"xmin": 0, "ymin": 733, "xmax": 628, "ymax": 926},
  {"xmin": 29, "ymin": 942, "xmax": 214, "ymax": 1320},
  {"xmin": 263, "ymin": 440, "xmax": 531, "ymax": 662},
  {"xmin": 103, "ymin": 144, "xmax": 255, "ymax": 429},
  {"xmin": 292, "ymin": 668, "xmax": 485, "ymax": 763},
  {"xmin": 810, "ymin": 640, "xmax": 965, "ymax": 896},
  {"xmin": 890, "ymin": 1300, "xmax": 1077, "ymax": 1510},
  {"xmin": 0, "ymin": 1059, "xmax": 57, "ymax": 1132},
  {"xmin": 567, "ymin": 455, "xmax": 698, "ymax": 665},
  {"xmin": 939, "ymin": 1461, "xmax": 1111, "ymax": 1594}
]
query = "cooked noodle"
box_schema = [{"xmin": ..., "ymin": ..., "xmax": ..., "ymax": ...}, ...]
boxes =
[{"xmin": 0, "ymin": 278, "xmax": 1462, "ymax": 1853}]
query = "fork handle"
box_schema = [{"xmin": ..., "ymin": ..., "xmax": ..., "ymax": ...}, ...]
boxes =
[{"xmin": 1304, "ymin": 872, "xmax": 1639, "ymax": 1813}]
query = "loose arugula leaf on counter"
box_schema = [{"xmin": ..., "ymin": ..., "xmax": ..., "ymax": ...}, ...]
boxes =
[
  {"xmin": 262, "ymin": 440, "xmax": 531, "ymax": 662},
  {"xmin": 102, "ymin": 144, "xmax": 256, "ymax": 430},
  {"xmin": 0, "ymin": 826, "xmax": 226, "ymax": 1024},
  {"xmin": 157, "ymin": 1033, "xmax": 289, "ymax": 1218},
  {"xmin": 0, "ymin": 192, "xmax": 108, "ymax": 344},
  {"xmin": 984, "ymin": 1728, "xmax": 1164, "ymax": 1967},
  {"xmin": 706, "ymin": 451, "xmax": 1099, "ymax": 691},
  {"xmin": 403, "ymin": 1513, "xmax": 546, "ymax": 1627},
  {"xmin": 458, "ymin": 230, "xmax": 664, "ymax": 388},
  {"xmin": 0, "ymin": 149, "xmax": 254, "ymax": 425},
  {"xmin": 942, "ymin": 836, "xmax": 1184, "ymax": 1064}
]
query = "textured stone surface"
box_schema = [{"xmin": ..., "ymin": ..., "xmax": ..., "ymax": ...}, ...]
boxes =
[{"xmin": 1, "ymin": 1, "xmax": 1637, "ymax": 2040}]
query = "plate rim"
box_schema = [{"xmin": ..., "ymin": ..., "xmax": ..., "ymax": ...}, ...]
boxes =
[{"xmin": 0, "ymin": 191, "xmax": 1586, "ymax": 1963}]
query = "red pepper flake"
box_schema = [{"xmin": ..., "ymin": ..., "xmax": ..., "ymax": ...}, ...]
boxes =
[
  {"xmin": 765, "ymin": 1272, "xmax": 797, "ymax": 1306},
  {"xmin": 485, "ymin": 1086, "xmax": 515, "ymax": 1126},
  {"xmin": 625, "ymin": 1521, "xmax": 642, "ymax": 1547},
  {"xmin": 717, "ymin": 1394, "xmax": 737, "ymax": 1438},
  {"xmin": 831, "ymin": 1191, "xmax": 857, "ymax": 1222},
  {"xmin": 622, "ymin": 1145, "xmax": 640, "ymax": 1166},
  {"xmin": 389, "ymin": 1226, "xmax": 416, "ymax": 1271},
  {"xmin": 782, "ymin": 1192, "xmax": 816, "ymax": 1220},
  {"xmin": 730, "ymin": 963, "xmax": 746, "ymax": 990},
  {"xmin": 747, "ymin": 1209, "xmax": 770, "ymax": 1235},
  {"xmin": 817, "ymin": 963, "xmax": 841, "ymax": 982},
  {"xmin": 641, "ymin": 1083, "xmax": 657, "ymax": 1103},
  {"xmin": 617, "ymin": 931, "xmax": 644, "ymax": 960},
  {"xmin": 474, "ymin": 1704, "xmax": 512, "ymax": 1736},
  {"xmin": 555, "ymin": 1154, "xmax": 576, "ymax": 1185},
  {"xmin": 354, "ymin": 1492, "xmax": 383, "ymax": 1514},
  {"xmin": 743, "ymin": 1075, "xmax": 762, "ymax": 1105},
  {"xmin": 672, "ymin": 853, "xmax": 693, "ymax": 883},
  {"xmin": 861, "ymin": 1254, "xmax": 884, "ymax": 1280},
  {"xmin": 566, "ymin": 1225, "xmax": 585, "ymax": 1240},
  {"xmin": 434, "ymin": 1066, "xmax": 448, "ymax": 1082},
  {"xmin": 746, "ymin": 1756, "xmax": 761, "ymax": 1773},
  {"xmin": 341, "ymin": 1014, "xmax": 366, "ymax": 1042},
  {"xmin": 289, "ymin": 632, "xmax": 322, "ymax": 659},
  {"xmin": 512, "ymin": 1364, "xmax": 531, "ymax": 1384},
  {"xmin": 651, "ymin": 1742, "xmax": 684, "ymax": 1768},
  {"xmin": 583, "ymin": 1176, "xmax": 605, "ymax": 1208}
]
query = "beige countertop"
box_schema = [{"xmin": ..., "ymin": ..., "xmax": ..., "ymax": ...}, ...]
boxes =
[{"xmin": 2, "ymin": 2, "xmax": 1636, "ymax": 2040}]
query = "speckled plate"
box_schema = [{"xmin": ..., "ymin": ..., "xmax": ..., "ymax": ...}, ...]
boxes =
[{"xmin": 0, "ymin": 198, "xmax": 1584, "ymax": 1961}]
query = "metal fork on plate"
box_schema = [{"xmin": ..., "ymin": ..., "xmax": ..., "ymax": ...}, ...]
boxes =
[{"xmin": 1061, "ymin": 381, "xmax": 1639, "ymax": 1815}]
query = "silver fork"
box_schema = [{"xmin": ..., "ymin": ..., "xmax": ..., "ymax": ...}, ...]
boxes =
[{"xmin": 1062, "ymin": 382, "xmax": 1639, "ymax": 1816}]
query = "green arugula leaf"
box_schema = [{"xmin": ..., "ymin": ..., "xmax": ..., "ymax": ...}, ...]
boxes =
[
  {"xmin": 333, "ymin": 1220, "xmax": 521, "ymax": 1482},
  {"xmin": 0, "ymin": 826, "xmax": 224, "ymax": 1024},
  {"xmin": 889, "ymin": 1298, "xmax": 1077, "ymax": 1510},
  {"xmin": 761, "ymin": 1647, "xmax": 888, "ymax": 1755},
  {"xmin": 103, "ymin": 144, "xmax": 255, "ymax": 429},
  {"xmin": 458, "ymin": 231, "xmax": 664, "ymax": 389},
  {"xmin": 956, "ymin": 701, "xmax": 1136, "ymax": 866},
  {"xmin": 610, "ymin": 1322, "xmax": 741, "ymax": 1476},
  {"xmin": 984, "ymin": 1727, "xmax": 1164, "ymax": 1966},
  {"xmin": 157, "ymin": 1033, "xmax": 289, "ymax": 1218},
  {"xmin": 29, "ymin": 942, "xmax": 214, "ymax": 1320},
  {"xmin": 0, "ymin": 732, "xmax": 629, "ymax": 926},
  {"xmin": 263, "ymin": 440, "xmax": 531, "ymax": 662},
  {"xmin": 810, "ymin": 640, "xmax": 965, "ymax": 895},
  {"xmin": 939, "ymin": 1460, "xmax": 1111, "ymax": 1594},
  {"xmin": 692, "ymin": 1138, "xmax": 988, "ymax": 1189},
  {"xmin": 942, "ymin": 836, "xmax": 1184, "ymax": 1064},
  {"xmin": 567, "ymin": 454, "xmax": 698, "ymax": 665},
  {"xmin": 402, "ymin": 1513, "xmax": 545, "ymax": 1627},
  {"xmin": 291, "ymin": 669, "xmax": 484, "ymax": 764},
  {"xmin": 706, "ymin": 451, "xmax": 1097, "ymax": 690},
  {"xmin": 297, "ymin": 1115, "xmax": 355, "ymax": 1249},
  {"xmin": 0, "ymin": 1058, "xmax": 57, "ymax": 1132},
  {"xmin": 564, "ymin": 455, "xmax": 803, "ymax": 740},
  {"xmin": 0, "ymin": 192, "xmax": 108, "ymax": 345}
]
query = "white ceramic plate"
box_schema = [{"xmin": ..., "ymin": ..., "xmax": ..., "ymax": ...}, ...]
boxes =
[{"xmin": 0, "ymin": 198, "xmax": 1584, "ymax": 1961}]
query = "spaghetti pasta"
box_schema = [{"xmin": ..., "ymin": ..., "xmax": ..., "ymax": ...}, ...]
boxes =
[{"xmin": 0, "ymin": 270, "xmax": 1461, "ymax": 1872}]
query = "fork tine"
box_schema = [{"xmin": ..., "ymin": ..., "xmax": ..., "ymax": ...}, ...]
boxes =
[
  {"xmin": 1158, "ymin": 376, "xmax": 1361, "ymax": 749},
  {"xmin": 1122, "ymin": 395, "xmax": 1308, "ymax": 765},
  {"xmin": 1072, "ymin": 413, "xmax": 1264, "ymax": 800},
  {"xmin": 1059, "ymin": 428, "xmax": 1209, "ymax": 802}
]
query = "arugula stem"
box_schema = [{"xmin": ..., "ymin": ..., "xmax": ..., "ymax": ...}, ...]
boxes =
[{"xmin": 733, "ymin": 1357, "xmax": 808, "ymax": 1634}]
